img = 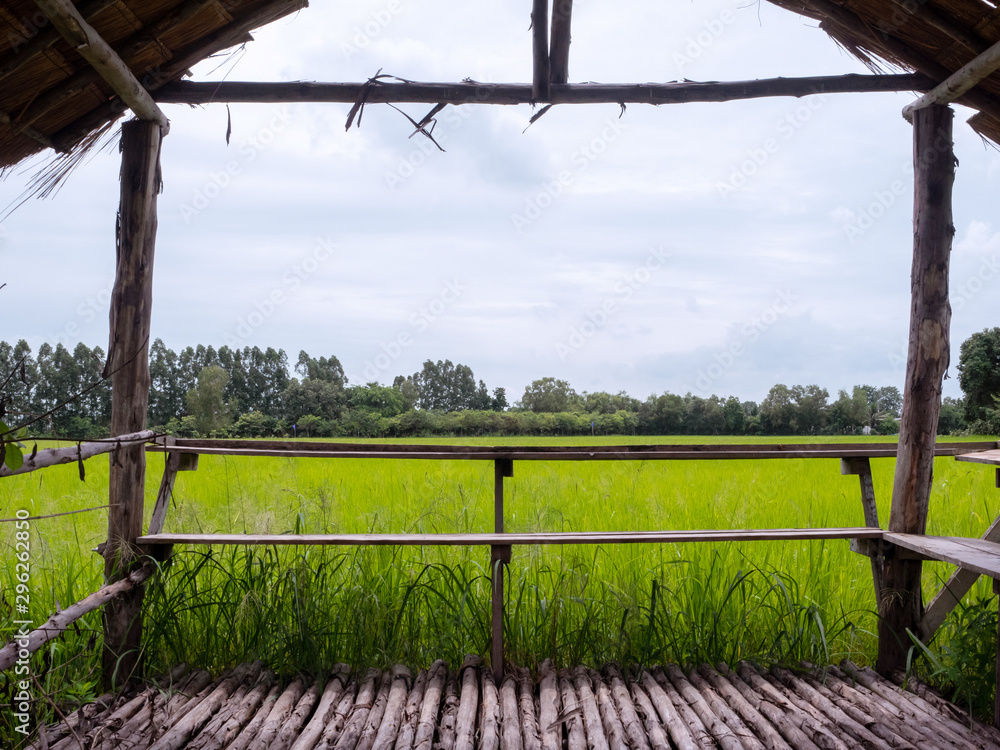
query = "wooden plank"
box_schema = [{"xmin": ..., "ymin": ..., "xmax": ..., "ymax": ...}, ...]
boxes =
[
  {"xmin": 956, "ymin": 448, "xmax": 1000, "ymax": 466},
  {"xmin": 153, "ymin": 74, "xmax": 936, "ymax": 106},
  {"xmin": 883, "ymin": 533, "xmax": 1000, "ymax": 580},
  {"xmin": 878, "ymin": 103, "xmax": 955, "ymax": 677},
  {"xmin": 137, "ymin": 528, "xmax": 884, "ymax": 547},
  {"xmin": 145, "ymin": 441, "xmax": 996, "ymax": 462},
  {"xmin": 920, "ymin": 513, "xmax": 1000, "ymax": 639}
]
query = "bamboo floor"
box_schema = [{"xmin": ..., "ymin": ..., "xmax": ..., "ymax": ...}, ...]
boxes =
[{"xmin": 32, "ymin": 658, "xmax": 1000, "ymax": 750}]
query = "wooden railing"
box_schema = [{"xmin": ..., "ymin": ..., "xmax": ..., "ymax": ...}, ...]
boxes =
[{"xmin": 134, "ymin": 438, "xmax": 999, "ymax": 681}]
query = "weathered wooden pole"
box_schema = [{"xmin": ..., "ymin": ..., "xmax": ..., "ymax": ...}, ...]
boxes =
[
  {"xmin": 102, "ymin": 119, "xmax": 163, "ymax": 689},
  {"xmin": 491, "ymin": 458, "xmax": 513, "ymax": 682},
  {"xmin": 877, "ymin": 104, "xmax": 954, "ymax": 675}
]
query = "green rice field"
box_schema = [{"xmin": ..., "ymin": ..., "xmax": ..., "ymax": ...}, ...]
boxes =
[{"xmin": 1, "ymin": 435, "xmax": 998, "ymax": 732}]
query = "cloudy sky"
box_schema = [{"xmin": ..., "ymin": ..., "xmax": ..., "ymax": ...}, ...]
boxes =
[{"xmin": 2, "ymin": 0, "xmax": 998, "ymax": 405}]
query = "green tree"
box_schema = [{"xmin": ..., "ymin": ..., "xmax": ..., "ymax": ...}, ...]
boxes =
[
  {"xmin": 791, "ymin": 384, "xmax": 829, "ymax": 434},
  {"xmin": 411, "ymin": 359, "xmax": 479, "ymax": 411},
  {"xmin": 491, "ymin": 387, "xmax": 508, "ymax": 412},
  {"xmin": 638, "ymin": 392, "xmax": 684, "ymax": 434},
  {"xmin": 295, "ymin": 350, "xmax": 346, "ymax": 385},
  {"xmin": 723, "ymin": 395, "xmax": 745, "ymax": 434},
  {"xmin": 185, "ymin": 365, "xmax": 233, "ymax": 435},
  {"xmin": 149, "ymin": 338, "xmax": 183, "ymax": 427},
  {"xmin": 958, "ymin": 328, "xmax": 1000, "ymax": 423},
  {"xmin": 759, "ymin": 384, "xmax": 796, "ymax": 434},
  {"xmin": 282, "ymin": 378, "xmax": 346, "ymax": 422},
  {"xmin": 519, "ymin": 377, "xmax": 579, "ymax": 413},
  {"xmin": 349, "ymin": 383, "xmax": 405, "ymax": 417}
]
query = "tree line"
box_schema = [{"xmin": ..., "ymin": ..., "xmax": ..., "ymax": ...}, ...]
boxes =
[{"xmin": 1, "ymin": 327, "xmax": 997, "ymax": 440}]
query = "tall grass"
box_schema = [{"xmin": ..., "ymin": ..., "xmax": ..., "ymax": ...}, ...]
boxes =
[{"xmin": 1, "ymin": 435, "xmax": 997, "ymax": 739}]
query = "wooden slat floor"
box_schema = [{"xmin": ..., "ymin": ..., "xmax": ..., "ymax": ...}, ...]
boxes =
[{"xmin": 33, "ymin": 658, "xmax": 1000, "ymax": 750}]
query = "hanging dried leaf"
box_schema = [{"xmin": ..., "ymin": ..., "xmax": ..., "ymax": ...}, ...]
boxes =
[
  {"xmin": 78, "ymin": 444, "xmax": 85, "ymax": 481},
  {"xmin": 226, "ymin": 104, "xmax": 232, "ymax": 145},
  {"xmin": 29, "ymin": 442, "xmax": 37, "ymax": 461}
]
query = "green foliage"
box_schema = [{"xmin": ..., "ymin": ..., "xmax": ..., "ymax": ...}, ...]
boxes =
[
  {"xmin": 0, "ymin": 420, "xmax": 24, "ymax": 471},
  {"xmin": 519, "ymin": 377, "xmax": 581, "ymax": 413},
  {"xmin": 908, "ymin": 594, "xmax": 998, "ymax": 721},
  {"xmin": 958, "ymin": 327, "xmax": 1000, "ymax": 424},
  {"xmin": 185, "ymin": 365, "xmax": 233, "ymax": 436}
]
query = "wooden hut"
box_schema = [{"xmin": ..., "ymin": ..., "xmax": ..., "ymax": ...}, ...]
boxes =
[{"xmin": 3, "ymin": 0, "xmax": 1000, "ymax": 745}]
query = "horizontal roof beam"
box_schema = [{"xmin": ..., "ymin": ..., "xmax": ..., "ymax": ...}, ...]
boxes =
[
  {"xmin": 154, "ymin": 73, "xmax": 935, "ymax": 107},
  {"xmin": 32, "ymin": 0, "xmax": 169, "ymax": 132}
]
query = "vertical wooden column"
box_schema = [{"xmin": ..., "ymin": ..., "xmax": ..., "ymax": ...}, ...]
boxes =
[
  {"xmin": 103, "ymin": 119, "xmax": 163, "ymax": 689},
  {"xmin": 877, "ymin": 104, "xmax": 954, "ymax": 675},
  {"xmin": 491, "ymin": 458, "xmax": 514, "ymax": 682}
]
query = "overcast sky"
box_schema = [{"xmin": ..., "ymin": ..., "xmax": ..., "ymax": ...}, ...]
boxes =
[{"xmin": 2, "ymin": 0, "xmax": 998, "ymax": 405}]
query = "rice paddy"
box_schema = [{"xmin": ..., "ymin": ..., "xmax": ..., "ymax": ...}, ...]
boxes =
[{"xmin": 1, "ymin": 435, "xmax": 998, "ymax": 737}]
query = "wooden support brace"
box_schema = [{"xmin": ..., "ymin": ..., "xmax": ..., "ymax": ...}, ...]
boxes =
[{"xmin": 903, "ymin": 39, "xmax": 1000, "ymax": 121}]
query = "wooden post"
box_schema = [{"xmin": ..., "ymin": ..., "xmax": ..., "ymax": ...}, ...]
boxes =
[
  {"xmin": 549, "ymin": 0, "xmax": 573, "ymax": 85},
  {"xmin": 841, "ymin": 457, "xmax": 884, "ymax": 600},
  {"xmin": 103, "ymin": 119, "xmax": 163, "ymax": 690},
  {"xmin": 877, "ymin": 104, "xmax": 954, "ymax": 676},
  {"xmin": 531, "ymin": 0, "xmax": 550, "ymax": 101},
  {"xmin": 491, "ymin": 458, "xmax": 513, "ymax": 682}
]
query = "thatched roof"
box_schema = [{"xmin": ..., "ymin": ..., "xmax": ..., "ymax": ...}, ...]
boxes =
[
  {"xmin": 0, "ymin": 0, "xmax": 305, "ymax": 170},
  {"xmin": 0, "ymin": 0, "xmax": 999, "ymax": 175},
  {"xmin": 767, "ymin": 0, "xmax": 1000, "ymax": 143}
]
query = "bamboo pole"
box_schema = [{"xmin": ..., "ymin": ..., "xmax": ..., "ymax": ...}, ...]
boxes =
[
  {"xmin": 877, "ymin": 104, "xmax": 955, "ymax": 676},
  {"xmin": 0, "ymin": 430, "xmax": 156, "ymax": 478},
  {"xmin": 30, "ymin": 0, "xmax": 169, "ymax": 131},
  {"xmin": 0, "ymin": 564, "xmax": 153, "ymax": 672},
  {"xmin": 102, "ymin": 118, "xmax": 162, "ymax": 690},
  {"xmin": 153, "ymin": 73, "xmax": 934, "ymax": 107}
]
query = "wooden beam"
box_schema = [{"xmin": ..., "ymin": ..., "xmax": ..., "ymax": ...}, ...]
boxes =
[
  {"xmin": 102, "ymin": 120, "xmax": 162, "ymax": 691},
  {"xmin": 154, "ymin": 73, "xmax": 935, "ymax": 107},
  {"xmin": 0, "ymin": 430, "xmax": 156, "ymax": 478},
  {"xmin": 31, "ymin": 0, "xmax": 169, "ymax": 132},
  {"xmin": 49, "ymin": 0, "xmax": 305, "ymax": 154},
  {"xmin": 531, "ymin": 0, "xmax": 550, "ymax": 101},
  {"xmin": 903, "ymin": 40, "xmax": 1000, "ymax": 121},
  {"xmin": 877, "ymin": 105, "xmax": 955, "ymax": 677},
  {"xmin": 0, "ymin": 564, "xmax": 154, "ymax": 672},
  {"xmin": 549, "ymin": 0, "xmax": 573, "ymax": 85}
]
